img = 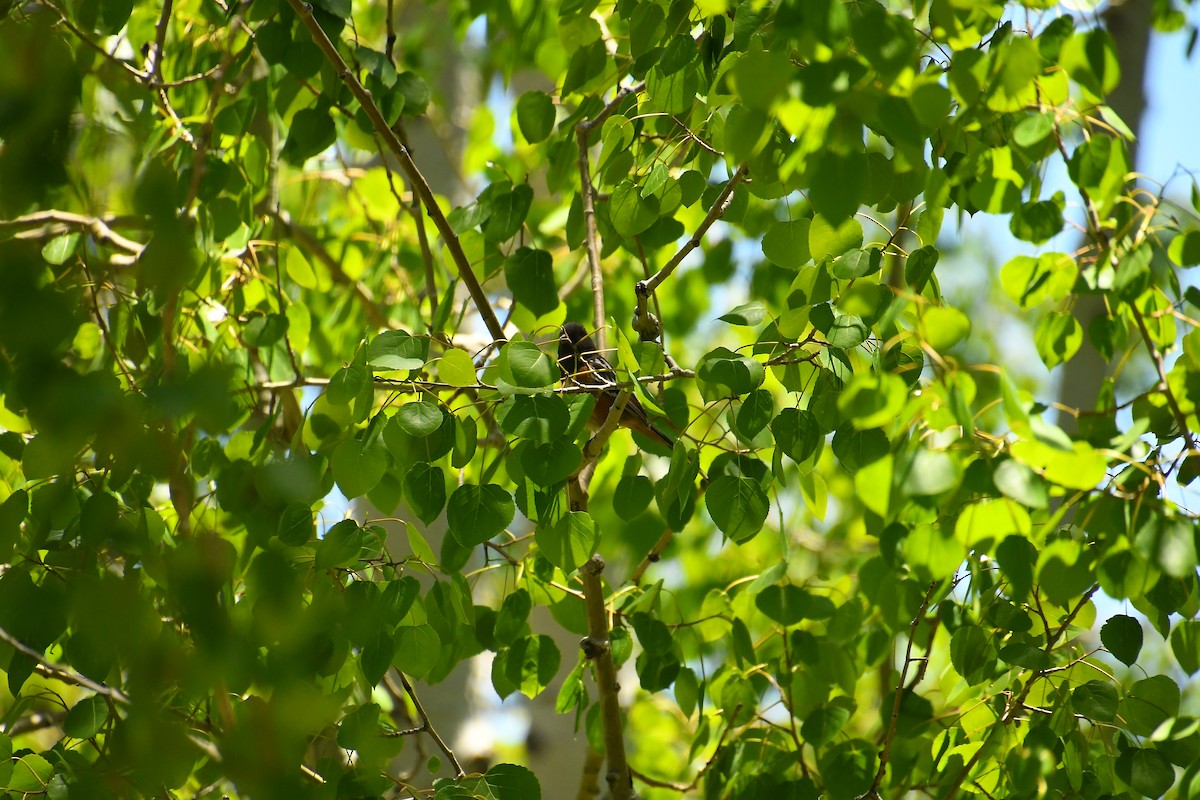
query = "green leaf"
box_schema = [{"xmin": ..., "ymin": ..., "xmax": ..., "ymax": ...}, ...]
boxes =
[
  {"xmin": 772, "ymin": 409, "xmax": 822, "ymax": 463},
  {"xmin": 447, "ymin": 484, "xmax": 515, "ymax": 547},
  {"xmin": 286, "ymin": 246, "xmax": 317, "ymax": 289},
  {"xmin": 282, "ymin": 106, "xmax": 336, "ymax": 163},
  {"xmin": 905, "ymin": 245, "xmax": 939, "ymax": 292},
  {"xmin": 954, "ymin": 498, "xmax": 1030, "ymax": 549},
  {"xmin": 1010, "ymin": 199, "xmax": 1065, "ymax": 246},
  {"xmin": 1115, "ymin": 748, "xmax": 1175, "ymax": 798},
  {"xmin": 1062, "ymin": 28, "xmax": 1121, "ymax": 96},
  {"xmin": 997, "ymin": 638, "xmax": 1050, "ymax": 670},
  {"xmin": 918, "ymin": 306, "xmax": 970, "ymax": 352},
  {"xmin": 482, "ymin": 184, "xmax": 533, "ymax": 241},
  {"xmin": 404, "ymin": 462, "xmax": 446, "ymax": 525},
  {"xmin": 809, "ymin": 215, "xmax": 863, "ymax": 261},
  {"xmin": 1170, "ymin": 620, "xmax": 1200, "ymax": 675},
  {"xmin": 1014, "ymin": 112, "xmax": 1054, "ymax": 148},
  {"xmin": 437, "ymin": 349, "xmax": 477, "ymax": 387},
  {"xmin": 818, "ymin": 739, "xmax": 876, "ymax": 800},
  {"xmin": 837, "ymin": 372, "xmax": 905, "ymax": 430},
  {"xmin": 515, "ymin": 91, "xmax": 555, "ymax": 143},
  {"xmin": 394, "ymin": 625, "xmax": 441, "ymax": 679},
  {"xmin": 1071, "ymin": 680, "xmax": 1118, "ymax": 722},
  {"xmin": 277, "ymin": 502, "xmax": 314, "ymax": 546},
  {"xmin": 1101, "ymin": 614, "xmax": 1143, "ymax": 666},
  {"xmin": 613, "ymin": 474, "xmax": 653, "ymax": 521},
  {"xmin": 802, "ymin": 697, "xmax": 855, "ymax": 747},
  {"xmin": 394, "ymin": 402, "xmax": 443, "ymax": 437},
  {"xmin": 505, "ymin": 247, "xmax": 559, "ymax": 317},
  {"xmin": 497, "ymin": 394, "xmax": 570, "ymax": 441},
  {"xmin": 830, "ymin": 247, "xmax": 882, "ymax": 280},
  {"xmin": 535, "ymin": 511, "xmax": 598, "ymax": 573},
  {"xmin": 697, "ymin": 348, "xmax": 765, "ymax": 396},
  {"xmin": 242, "ymin": 312, "xmax": 288, "ymax": 348},
  {"xmin": 901, "ymin": 523, "xmax": 966, "ymax": 581},
  {"xmin": 1168, "ymin": 230, "xmax": 1200, "ymax": 267},
  {"xmin": 610, "ymin": 181, "xmax": 659, "ymax": 238},
  {"xmin": 900, "ymin": 450, "xmax": 960, "ymax": 497},
  {"xmin": 331, "ymin": 435, "xmax": 386, "ymax": 499},
  {"xmin": 831, "ymin": 425, "xmax": 890, "ymax": 471},
  {"xmin": 494, "ymin": 635, "xmax": 561, "ymax": 699},
  {"xmin": 316, "ymin": 519, "xmax": 364, "ymax": 569},
  {"xmin": 9, "ymin": 753, "xmax": 54, "ymax": 795},
  {"xmin": 812, "ymin": 304, "xmax": 868, "ymax": 349},
  {"xmin": 368, "ymin": 330, "xmax": 427, "ymax": 371},
  {"xmin": 706, "ymin": 475, "xmax": 769, "ymax": 543},
  {"xmin": 719, "ymin": 301, "xmax": 767, "ymax": 326},
  {"xmin": 1010, "ymin": 438, "xmax": 1106, "ymax": 490},
  {"xmin": 810, "ymin": 151, "xmax": 866, "ymax": 222},
  {"xmin": 480, "ymin": 763, "xmax": 542, "ymax": 800},
  {"xmin": 950, "ymin": 625, "xmax": 997, "ymax": 685},
  {"xmin": 494, "ymin": 589, "xmax": 531, "ymax": 646},
  {"xmin": 1122, "ymin": 675, "xmax": 1180, "ymax": 736},
  {"xmin": 328, "ymin": 349, "xmax": 371, "ymax": 405},
  {"xmin": 499, "ymin": 341, "xmax": 559, "ymax": 389},
  {"xmin": 735, "ymin": 390, "xmax": 774, "ymax": 439},
  {"xmin": 521, "ymin": 439, "xmax": 581, "ymax": 486},
  {"xmin": 993, "ymin": 458, "xmax": 1048, "ymax": 508},
  {"xmin": 64, "ymin": 694, "xmax": 109, "ymax": 738},
  {"xmin": 41, "ymin": 233, "xmax": 78, "ymax": 265},
  {"xmin": 646, "ymin": 63, "xmax": 700, "ymax": 115},
  {"xmin": 762, "ymin": 219, "xmax": 812, "ymax": 268},
  {"xmin": 756, "ymin": 584, "xmax": 835, "ymax": 625}
]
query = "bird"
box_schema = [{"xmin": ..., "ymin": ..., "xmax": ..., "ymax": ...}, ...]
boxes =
[{"xmin": 557, "ymin": 322, "xmax": 674, "ymax": 450}]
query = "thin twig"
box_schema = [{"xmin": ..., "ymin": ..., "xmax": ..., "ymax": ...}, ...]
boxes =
[
  {"xmin": 395, "ymin": 671, "xmax": 466, "ymax": 780},
  {"xmin": 284, "ymin": 0, "xmax": 507, "ymax": 344},
  {"xmin": 38, "ymin": 0, "xmax": 147, "ymax": 81},
  {"xmin": 628, "ymin": 529, "xmax": 672, "ymax": 585},
  {"xmin": 943, "ymin": 586, "xmax": 1099, "ymax": 800},
  {"xmin": 639, "ymin": 164, "xmax": 748, "ymax": 295},
  {"xmin": 1130, "ymin": 302, "xmax": 1197, "ymax": 452},
  {"xmin": 0, "ymin": 625, "xmax": 130, "ymax": 706},
  {"xmin": 575, "ymin": 82, "xmax": 646, "ymax": 350},
  {"xmin": 866, "ymin": 581, "xmax": 938, "ymax": 797}
]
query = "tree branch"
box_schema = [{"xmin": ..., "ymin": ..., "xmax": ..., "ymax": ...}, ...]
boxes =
[
  {"xmin": 284, "ymin": 0, "xmax": 506, "ymax": 344},
  {"xmin": 579, "ymin": 556, "xmax": 634, "ymax": 800},
  {"xmin": 0, "ymin": 210, "xmax": 146, "ymax": 255}
]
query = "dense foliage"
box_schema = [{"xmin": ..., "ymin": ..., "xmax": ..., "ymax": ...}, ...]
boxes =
[{"xmin": 2, "ymin": 0, "xmax": 1200, "ymax": 798}]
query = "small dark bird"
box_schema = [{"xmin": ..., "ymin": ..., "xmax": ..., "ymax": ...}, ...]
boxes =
[{"xmin": 557, "ymin": 322, "xmax": 674, "ymax": 450}]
